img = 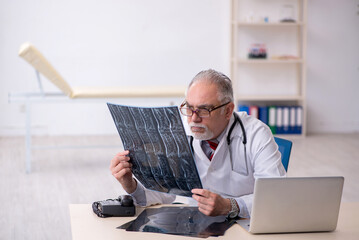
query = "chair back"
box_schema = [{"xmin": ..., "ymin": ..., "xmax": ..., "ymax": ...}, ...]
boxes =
[{"xmin": 274, "ymin": 137, "xmax": 292, "ymax": 172}]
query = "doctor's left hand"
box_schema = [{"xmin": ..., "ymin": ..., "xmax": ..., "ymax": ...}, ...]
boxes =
[{"xmin": 192, "ymin": 189, "xmax": 232, "ymax": 216}]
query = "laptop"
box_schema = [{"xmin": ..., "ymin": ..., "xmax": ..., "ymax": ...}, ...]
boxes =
[{"xmin": 237, "ymin": 176, "xmax": 344, "ymax": 234}]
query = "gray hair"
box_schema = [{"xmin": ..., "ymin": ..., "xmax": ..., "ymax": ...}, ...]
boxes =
[{"xmin": 186, "ymin": 69, "xmax": 234, "ymax": 103}]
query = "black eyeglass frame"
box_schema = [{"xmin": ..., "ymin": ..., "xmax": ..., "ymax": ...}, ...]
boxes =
[{"xmin": 179, "ymin": 101, "xmax": 231, "ymax": 118}]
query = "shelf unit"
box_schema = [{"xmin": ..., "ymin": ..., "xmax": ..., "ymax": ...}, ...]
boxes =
[{"xmin": 230, "ymin": 0, "xmax": 307, "ymax": 137}]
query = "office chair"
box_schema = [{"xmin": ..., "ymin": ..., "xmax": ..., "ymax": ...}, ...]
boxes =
[{"xmin": 274, "ymin": 137, "xmax": 293, "ymax": 172}]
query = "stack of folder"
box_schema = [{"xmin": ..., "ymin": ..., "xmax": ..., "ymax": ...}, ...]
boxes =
[{"xmin": 238, "ymin": 105, "xmax": 302, "ymax": 134}]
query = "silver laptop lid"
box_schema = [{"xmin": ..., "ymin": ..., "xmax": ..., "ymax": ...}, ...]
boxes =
[{"xmin": 242, "ymin": 176, "xmax": 344, "ymax": 234}]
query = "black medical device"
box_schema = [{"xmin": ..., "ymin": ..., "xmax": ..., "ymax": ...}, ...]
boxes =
[{"xmin": 92, "ymin": 195, "xmax": 135, "ymax": 218}]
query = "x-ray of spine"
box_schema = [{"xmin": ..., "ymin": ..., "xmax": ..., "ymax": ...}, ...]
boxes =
[{"xmin": 107, "ymin": 103, "xmax": 202, "ymax": 197}]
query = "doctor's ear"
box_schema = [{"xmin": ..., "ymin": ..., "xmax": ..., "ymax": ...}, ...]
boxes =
[{"xmin": 225, "ymin": 102, "xmax": 235, "ymax": 119}]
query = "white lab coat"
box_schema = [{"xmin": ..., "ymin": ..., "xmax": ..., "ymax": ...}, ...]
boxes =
[{"xmin": 129, "ymin": 112, "xmax": 286, "ymax": 218}]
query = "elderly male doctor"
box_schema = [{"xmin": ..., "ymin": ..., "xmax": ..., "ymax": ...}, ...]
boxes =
[{"xmin": 110, "ymin": 69, "xmax": 286, "ymax": 219}]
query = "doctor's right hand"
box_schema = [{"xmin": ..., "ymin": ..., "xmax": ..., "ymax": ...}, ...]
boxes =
[{"xmin": 110, "ymin": 150, "xmax": 137, "ymax": 194}]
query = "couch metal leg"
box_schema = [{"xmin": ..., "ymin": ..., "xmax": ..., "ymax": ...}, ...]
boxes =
[{"xmin": 25, "ymin": 100, "xmax": 32, "ymax": 173}]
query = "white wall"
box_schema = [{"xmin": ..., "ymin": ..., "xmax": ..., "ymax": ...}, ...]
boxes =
[
  {"xmin": 0, "ymin": 0, "xmax": 230, "ymax": 135},
  {"xmin": 0, "ymin": 0, "xmax": 358, "ymax": 136},
  {"xmin": 306, "ymin": 0, "xmax": 359, "ymax": 133}
]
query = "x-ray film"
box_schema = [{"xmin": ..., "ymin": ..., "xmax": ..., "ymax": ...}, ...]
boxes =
[
  {"xmin": 118, "ymin": 207, "xmax": 236, "ymax": 238},
  {"xmin": 107, "ymin": 103, "xmax": 202, "ymax": 197}
]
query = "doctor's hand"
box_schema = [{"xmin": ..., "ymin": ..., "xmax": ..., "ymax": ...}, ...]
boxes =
[
  {"xmin": 110, "ymin": 150, "xmax": 137, "ymax": 194},
  {"xmin": 191, "ymin": 189, "xmax": 232, "ymax": 216}
]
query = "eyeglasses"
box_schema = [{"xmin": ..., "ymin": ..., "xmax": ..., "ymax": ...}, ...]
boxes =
[{"xmin": 179, "ymin": 101, "xmax": 230, "ymax": 118}]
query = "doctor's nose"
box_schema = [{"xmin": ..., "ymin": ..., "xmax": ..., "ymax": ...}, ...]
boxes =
[{"xmin": 190, "ymin": 112, "xmax": 202, "ymax": 123}]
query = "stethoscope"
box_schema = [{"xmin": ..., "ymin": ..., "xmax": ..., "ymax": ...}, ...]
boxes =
[{"xmin": 189, "ymin": 113, "xmax": 249, "ymax": 176}]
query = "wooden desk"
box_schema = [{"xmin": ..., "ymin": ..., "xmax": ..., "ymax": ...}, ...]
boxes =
[{"xmin": 69, "ymin": 202, "xmax": 359, "ymax": 240}]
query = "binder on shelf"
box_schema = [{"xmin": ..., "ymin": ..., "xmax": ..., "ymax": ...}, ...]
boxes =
[
  {"xmin": 249, "ymin": 105, "xmax": 259, "ymax": 119},
  {"xmin": 238, "ymin": 105, "xmax": 249, "ymax": 114},
  {"xmin": 276, "ymin": 107, "xmax": 283, "ymax": 134},
  {"xmin": 282, "ymin": 106, "xmax": 290, "ymax": 134},
  {"xmin": 295, "ymin": 106, "xmax": 303, "ymax": 134},
  {"xmin": 289, "ymin": 106, "xmax": 296, "ymax": 134},
  {"xmin": 268, "ymin": 106, "xmax": 276, "ymax": 134},
  {"xmin": 258, "ymin": 106, "xmax": 269, "ymax": 125}
]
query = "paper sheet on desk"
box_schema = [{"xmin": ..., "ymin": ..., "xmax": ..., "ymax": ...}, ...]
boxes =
[
  {"xmin": 118, "ymin": 207, "xmax": 236, "ymax": 238},
  {"xmin": 107, "ymin": 103, "xmax": 202, "ymax": 197}
]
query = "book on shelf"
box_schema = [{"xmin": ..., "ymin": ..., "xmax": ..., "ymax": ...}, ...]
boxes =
[
  {"xmin": 249, "ymin": 106, "xmax": 259, "ymax": 119},
  {"xmin": 290, "ymin": 107, "xmax": 296, "ymax": 133},
  {"xmin": 282, "ymin": 106, "xmax": 290, "ymax": 134},
  {"xmin": 295, "ymin": 106, "xmax": 303, "ymax": 134},
  {"xmin": 238, "ymin": 104, "xmax": 302, "ymax": 135},
  {"xmin": 258, "ymin": 106, "xmax": 269, "ymax": 125},
  {"xmin": 276, "ymin": 107, "xmax": 283, "ymax": 134},
  {"xmin": 268, "ymin": 106, "xmax": 277, "ymax": 134}
]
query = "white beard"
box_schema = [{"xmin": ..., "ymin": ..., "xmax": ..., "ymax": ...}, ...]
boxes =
[{"xmin": 188, "ymin": 123, "xmax": 215, "ymax": 140}]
